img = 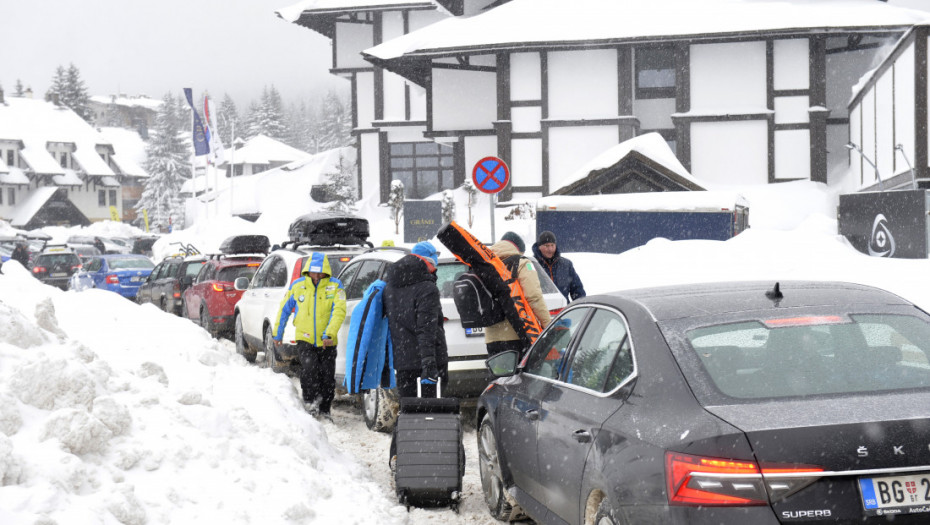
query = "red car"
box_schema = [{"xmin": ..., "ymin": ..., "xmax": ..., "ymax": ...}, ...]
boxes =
[{"xmin": 182, "ymin": 235, "xmax": 269, "ymax": 338}]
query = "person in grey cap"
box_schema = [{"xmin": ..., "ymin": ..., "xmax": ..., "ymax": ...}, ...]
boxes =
[
  {"xmin": 532, "ymin": 230, "xmax": 586, "ymax": 302},
  {"xmin": 485, "ymin": 231, "xmax": 552, "ymax": 356}
]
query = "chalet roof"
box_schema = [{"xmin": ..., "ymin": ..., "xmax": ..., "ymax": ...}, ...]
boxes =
[
  {"xmin": 89, "ymin": 94, "xmax": 163, "ymax": 111},
  {"xmin": 98, "ymin": 127, "xmax": 149, "ymax": 178},
  {"xmin": 366, "ymin": 0, "xmax": 930, "ymax": 68},
  {"xmin": 0, "ymin": 98, "xmax": 117, "ymax": 178},
  {"xmin": 277, "ymin": 0, "xmax": 437, "ymax": 38},
  {"xmin": 221, "ymin": 134, "xmax": 312, "ymax": 167}
]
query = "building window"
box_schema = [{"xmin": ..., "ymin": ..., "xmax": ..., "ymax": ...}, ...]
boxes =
[
  {"xmin": 60, "ymin": 152, "xmax": 69, "ymax": 168},
  {"xmin": 389, "ymin": 142, "xmax": 455, "ymax": 199},
  {"xmin": 98, "ymin": 190, "xmax": 106, "ymax": 206},
  {"xmin": 109, "ymin": 189, "xmax": 117, "ymax": 205},
  {"xmin": 635, "ymin": 47, "xmax": 676, "ymax": 99},
  {"xmin": 8, "ymin": 188, "xmax": 14, "ymax": 206},
  {"xmin": 6, "ymin": 150, "xmax": 14, "ymax": 167}
]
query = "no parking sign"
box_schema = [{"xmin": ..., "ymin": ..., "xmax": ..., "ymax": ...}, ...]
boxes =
[{"xmin": 472, "ymin": 156, "xmax": 510, "ymax": 194}]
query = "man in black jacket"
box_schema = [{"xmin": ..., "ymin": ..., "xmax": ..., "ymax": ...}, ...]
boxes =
[{"xmin": 382, "ymin": 241, "xmax": 448, "ymax": 398}]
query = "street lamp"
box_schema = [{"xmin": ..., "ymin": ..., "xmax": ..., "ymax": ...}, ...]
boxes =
[
  {"xmin": 846, "ymin": 141, "xmax": 883, "ymax": 191},
  {"xmin": 894, "ymin": 144, "xmax": 917, "ymax": 190}
]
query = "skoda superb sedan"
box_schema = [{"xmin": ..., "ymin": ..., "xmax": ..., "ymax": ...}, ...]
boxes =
[{"xmin": 477, "ymin": 280, "xmax": 930, "ymax": 525}]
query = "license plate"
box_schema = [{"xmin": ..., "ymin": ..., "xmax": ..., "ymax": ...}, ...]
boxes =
[
  {"xmin": 859, "ymin": 474, "xmax": 930, "ymax": 516},
  {"xmin": 465, "ymin": 327, "xmax": 484, "ymax": 337},
  {"xmin": 130, "ymin": 276, "xmax": 140, "ymax": 282},
  {"xmin": 52, "ymin": 272, "xmax": 67, "ymax": 277}
]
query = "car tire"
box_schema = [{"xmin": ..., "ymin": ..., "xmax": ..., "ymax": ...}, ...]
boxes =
[
  {"xmin": 264, "ymin": 324, "xmax": 287, "ymax": 374},
  {"xmin": 235, "ymin": 314, "xmax": 257, "ymax": 363},
  {"xmin": 180, "ymin": 298, "xmax": 189, "ymax": 319},
  {"xmin": 362, "ymin": 387, "xmax": 398, "ymax": 433},
  {"xmin": 593, "ymin": 500, "xmax": 617, "ymax": 525},
  {"xmin": 159, "ymin": 297, "xmax": 168, "ymax": 313},
  {"xmin": 479, "ymin": 414, "xmax": 524, "ymax": 521},
  {"xmin": 200, "ymin": 307, "xmax": 215, "ymax": 338}
]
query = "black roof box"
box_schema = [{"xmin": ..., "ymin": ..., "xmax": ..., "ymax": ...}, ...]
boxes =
[
  {"xmin": 287, "ymin": 212, "xmax": 369, "ymax": 246},
  {"xmin": 218, "ymin": 234, "xmax": 270, "ymax": 255}
]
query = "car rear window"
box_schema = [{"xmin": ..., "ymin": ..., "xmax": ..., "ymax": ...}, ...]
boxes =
[
  {"xmin": 36, "ymin": 254, "xmax": 80, "ymax": 266},
  {"xmin": 217, "ymin": 266, "xmax": 259, "ymax": 283},
  {"xmin": 109, "ymin": 258, "xmax": 156, "ymax": 270},
  {"xmin": 184, "ymin": 261, "xmax": 206, "ymax": 277},
  {"xmin": 669, "ymin": 308, "xmax": 930, "ymax": 400}
]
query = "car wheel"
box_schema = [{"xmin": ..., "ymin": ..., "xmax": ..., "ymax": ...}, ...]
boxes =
[
  {"xmin": 200, "ymin": 307, "xmax": 214, "ymax": 338},
  {"xmin": 479, "ymin": 414, "xmax": 524, "ymax": 521},
  {"xmin": 593, "ymin": 500, "xmax": 617, "ymax": 525},
  {"xmin": 235, "ymin": 314, "xmax": 257, "ymax": 363},
  {"xmin": 180, "ymin": 298, "xmax": 189, "ymax": 319},
  {"xmin": 159, "ymin": 297, "xmax": 168, "ymax": 313},
  {"xmin": 263, "ymin": 324, "xmax": 287, "ymax": 374},
  {"xmin": 362, "ymin": 387, "xmax": 398, "ymax": 433}
]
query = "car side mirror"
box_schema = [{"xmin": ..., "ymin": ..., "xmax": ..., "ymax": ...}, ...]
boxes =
[
  {"xmin": 234, "ymin": 276, "xmax": 250, "ymax": 291},
  {"xmin": 179, "ymin": 276, "xmax": 193, "ymax": 286},
  {"xmin": 486, "ymin": 350, "xmax": 520, "ymax": 377}
]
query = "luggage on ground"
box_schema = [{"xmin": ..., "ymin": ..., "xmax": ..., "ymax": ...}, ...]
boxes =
[{"xmin": 391, "ymin": 381, "xmax": 464, "ymax": 511}]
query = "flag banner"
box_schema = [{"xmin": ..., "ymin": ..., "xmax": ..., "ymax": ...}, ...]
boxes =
[
  {"xmin": 183, "ymin": 88, "xmax": 211, "ymax": 157},
  {"xmin": 203, "ymin": 95, "xmax": 225, "ymax": 164}
]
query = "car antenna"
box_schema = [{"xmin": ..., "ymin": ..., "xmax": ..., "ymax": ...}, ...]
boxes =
[{"xmin": 765, "ymin": 282, "xmax": 783, "ymax": 303}]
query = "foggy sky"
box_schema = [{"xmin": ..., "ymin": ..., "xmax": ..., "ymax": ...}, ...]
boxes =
[{"xmin": 1, "ymin": 0, "xmax": 345, "ymax": 107}]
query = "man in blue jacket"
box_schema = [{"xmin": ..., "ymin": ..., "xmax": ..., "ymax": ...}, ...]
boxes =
[{"xmin": 532, "ymin": 231, "xmax": 586, "ymax": 302}]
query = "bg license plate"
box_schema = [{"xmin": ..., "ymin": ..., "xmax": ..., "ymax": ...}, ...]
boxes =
[
  {"xmin": 51, "ymin": 272, "xmax": 67, "ymax": 277},
  {"xmin": 465, "ymin": 327, "xmax": 484, "ymax": 337},
  {"xmin": 130, "ymin": 276, "xmax": 141, "ymax": 282},
  {"xmin": 859, "ymin": 474, "xmax": 930, "ymax": 516}
]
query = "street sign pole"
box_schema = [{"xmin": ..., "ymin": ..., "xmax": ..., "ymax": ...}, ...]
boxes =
[{"xmin": 490, "ymin": 192, "xmax": 497, "ymax": 244}]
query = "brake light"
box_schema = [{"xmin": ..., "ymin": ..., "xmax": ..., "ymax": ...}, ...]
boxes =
[
  {"xmin": 291, "ymin": 258, "xmax": 306, "ymax": 283},
  {"xmin": 212, "ymin": 283, "xmax": 228, "ymax": 292},
  {"xmin": 549, "ymin": 308, "xmax": 564, "ymax": 316},
  {"xmin": 33, "ymin": 266, "xmax": 47, "ymax": 274},
  {"xmin": 764, "ymin": 316, "xmax": 845, "ymax": 327},
  {"xmin": 72, "ymin": 264, "xmax": 82, "ymax": 271},
  {"xmin": 339, "ymin": 256, "xmax": 351, "ymax": 262},
  {"xmin": 105, "ymin": 274, "xmax": 119, "ymax": 284},
  {"xmin": 247, "ymin": 263, "xmax": 260, "ymax": 267},
  {"xmin": 172, "ymin": 282, "xmax": 181, "ymax": 298},
  {"xmin": 666, "ymin": 452, "xmax": 823, "ymax": 506}
]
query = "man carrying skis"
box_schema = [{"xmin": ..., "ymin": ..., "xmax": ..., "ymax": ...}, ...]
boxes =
[{"xmin": 273, "ymin": 252, "xmax": 347, "ymax": 420}]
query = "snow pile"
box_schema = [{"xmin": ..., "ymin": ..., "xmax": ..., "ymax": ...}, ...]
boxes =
[{"xmin": 0, "ymin": 262, "xmax": 405, "ymax": 525}]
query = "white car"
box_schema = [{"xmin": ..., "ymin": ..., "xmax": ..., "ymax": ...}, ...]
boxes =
[
  {"xmin": 241, "ymin": 246, "xmax": 567, "ymax": 432},
  {"xmin": 232, "ymin": 242, "xmax": 366, "ymax": 373}
]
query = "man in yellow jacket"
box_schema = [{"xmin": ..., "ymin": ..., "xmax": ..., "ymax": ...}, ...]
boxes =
[{"xmin": 274, "ymin": 252, "xmax": 347, "ymax": 419}]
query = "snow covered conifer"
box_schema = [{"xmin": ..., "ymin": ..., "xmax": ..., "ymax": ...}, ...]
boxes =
[
  {"xmin": 323, "ymin": 153, "xmax": 358, "ymax": 214},
  {"xmin": 14, "ymin": 79, "xmax": 24, "ymax": 97},
  {"xmin": 46, "ymin": 64, "xmax": 92, "ymax": 122},
  {"xmin": 462, "ymin": 179, "xmax": 478, "ymax": 228},
  {"xmin": 218, "ymin": 93, "xmax": 240, "ymax": 147},
  {"xmin": 136, "ymin": 93, "xmax": 190, "ymax": 232},
  {"xmin": 318, "ymin": 90, "xmax": 351, "ymax": 151},
  {"xmin": 388, "ymin": 180, "xmax": 405, "ymax": 235},
  {"xmin": 441, "ymin": 190, "xmax": 455, "ymax": 224}
]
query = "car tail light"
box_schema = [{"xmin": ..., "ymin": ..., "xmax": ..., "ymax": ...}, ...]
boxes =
[
  {"xmin": 665, "ymin": 452, "xmax": 823, "ymax": 506},
  {"xmin": 72, "ymin": 264, "xmax": 82, "ymax": 271},
  {"xmin": 763, "ymin": 315, "xmax": 845, "ymax": 327},
  {"xmin": 172, "ymin": 282, "xmax": 181, "ymax": 298},
  {"xmin": 338, "ymin": 256, "xmax": 351, "ymax": 262},
  {"xmin": 33, "ymin": 266, "xmax": 47, "ymax": 274},
  {"xmin": 105, "ymin": 274, "xmax": 119, "ymax": 284},
  {"xmin": 549, "ymin": 308, "xmax": 564, "ymax": 317},
  {"xmin": 292, "ymin": 258, "xmax": 306, "ymax": 283},
  {"xmin": 212, "ymin": 282, "xmax": 228, "ymax": 292}
]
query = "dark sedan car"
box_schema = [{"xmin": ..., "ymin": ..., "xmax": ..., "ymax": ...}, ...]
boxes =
[
  {"xmin": 477, "ymin": 281, "xmax": 930, "ymax": 525},
  {"xmin": 137, "ymin": 255, "xmax": 207, "ymax": 315},
  {"xmin": 30, "ymin": 248, "xmax": 83, "ymax": 290}
]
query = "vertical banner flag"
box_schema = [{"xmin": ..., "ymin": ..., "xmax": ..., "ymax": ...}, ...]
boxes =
[
  {"xmin": 203, "ymin": 95, "xmax": 225, "ymax": 164},
  {"xmin": 183, "ymin": 88, "xmax": 210, "ymax": 157}
]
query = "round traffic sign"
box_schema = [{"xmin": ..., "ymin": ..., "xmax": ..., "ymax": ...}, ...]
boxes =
[{"xmin": 472, "ymin": 156, "xmax": 510, "ymax": 194}]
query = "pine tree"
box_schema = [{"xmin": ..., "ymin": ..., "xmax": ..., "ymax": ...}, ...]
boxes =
[
  {"xmin": 318, "ymin": 90, "xmax": 351, "ymax": 151},
  {"xmin": 218, "ymin": 93, "xmax": 240, "ymax": 147},
  {"xmin": 46, "ymin": 64, "xmax": 91, "ymax": 121},
  {"xmin": 441, "ymin": 190, "xmax": 456, "ymax": 224},
  {"xmin": 284, "ymin": 99, "xmax": 317, "ymax": 153},
  {"xmin": 243, "ymin": 85, "xmax": 287, "ymax": 140},
  {"xmin": 14, "ymin": 79, "xmax": 24, "ymax": 97},
  {"xmin": 463, "ymin": 179, "xmax": 478, "ymax": 228},
  {"xmin": 388, "ymin": 180, "xmax": 405, "ymax": 235},
  {"xmin": 47, "ymin": 66, "xmax": 67, "ymax": 103},
  {"xmin": 137, "ymin": 93, "xmax": 191, "ymax": 232},
  {"xmin": 323, "ymin": 153, "xmax": 358, "ymax": 214}
]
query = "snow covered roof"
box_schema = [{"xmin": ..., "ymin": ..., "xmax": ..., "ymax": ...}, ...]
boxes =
[
  {"xmin": 10, "ymin": 187, "xmax": 59, "ymax": 227},
  {"xmin": 277, "ymin": 0, "xmax": 434, "ymax": 22},
  {"xmin": 0, "ymin": 98, "xmax": 117, "ymax": 178},
  {"xmin": 366, "ymin": 0, "xmax": 930, "ymax": 64},
  {"xmin": 89, "ymin": 94, "xmax": 163, "ymax": 110},
  {"xmin": 98, "ymin": 127, "xmax": 149, "ymax": 178},
  {"xmin": 221, "ymin": 134, "xmax": 312, "ymax": 167},
  {"xmin": 52, "ymin": 169, "xmax": 83, "ymax": 187},
  {"xmin": 0, "ymin": 167, "xmax": 30, "ymax": 185},
  {"xmin": 555, "ymin": 132, "xmax": 701, "ymax": 194}
]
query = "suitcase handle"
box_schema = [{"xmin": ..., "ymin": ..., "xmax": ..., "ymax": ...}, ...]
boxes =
[{"xmin": 416, "ymin": 377, "xmax": 441, "ymax": 399}]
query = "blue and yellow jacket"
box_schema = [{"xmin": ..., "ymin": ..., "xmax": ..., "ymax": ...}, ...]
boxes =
[{"xmin": 273, "ymin": 253, "xmax": 347, "ymax": 346}]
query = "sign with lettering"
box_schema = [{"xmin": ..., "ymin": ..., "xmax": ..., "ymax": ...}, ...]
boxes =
[{"xmin": 404, "ymin": 200, "xmax": 442, "ymax": 243}]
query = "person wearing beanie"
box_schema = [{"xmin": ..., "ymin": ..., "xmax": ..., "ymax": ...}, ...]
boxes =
[
  {"xmin": 532, "ymin": 230, "xmax": 586, "ymax": 302},
  {"xmin": 485, "ymin": 232, "xmax": 552, "ymax": 356},
  {"xmin": 382, "ymin": 241, "xmax": 448, "ymax": 397}
]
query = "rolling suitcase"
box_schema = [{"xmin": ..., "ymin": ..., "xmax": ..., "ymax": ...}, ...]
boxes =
[{"xmin": 391, "ymin": 381, "xmax": 464, "ymax": 511}]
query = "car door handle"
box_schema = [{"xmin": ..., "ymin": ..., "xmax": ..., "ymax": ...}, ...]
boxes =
[
  {"xmin": 572, "ymin": 429, "xmax": 592, "ymax": 443},
  {"xmin": 524, "ymin": 409, "xmax": 539, "ymax": 421}
]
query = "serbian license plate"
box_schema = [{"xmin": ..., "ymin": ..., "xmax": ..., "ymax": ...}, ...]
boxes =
[
  {"xmin": 51, "ymin": 272, "xmax": 67, "ymax": 277},
  {"xmin": 465, "ymin": 327, "xmax": 485, "ymax": 337},
  {"xmin": 130, "ymin": 276, "xmax": 141, "ymax": 282},
  {"xmin": 859, "ymin": 474, "xmax": 930, "ymax": 516}
]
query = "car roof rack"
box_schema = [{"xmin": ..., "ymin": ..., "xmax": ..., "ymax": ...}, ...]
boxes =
[
  {"xmin": 168, "ymin": 242, "xmax": 202, "ymax": 257},
  {"xmin": 280, "ymin": 239, "xmax": 374, "ymax": 251}
]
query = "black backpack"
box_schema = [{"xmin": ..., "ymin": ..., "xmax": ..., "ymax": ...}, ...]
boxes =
[{"xmin": 452, "ymin": 255, "xmax": 522, "ymax": 329}]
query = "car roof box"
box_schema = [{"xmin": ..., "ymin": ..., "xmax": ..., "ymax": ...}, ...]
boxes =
[
  {"xmin": 218, "ymin": 234, "xmax": 270, "ymax": 255},
  {"xmin": 287, "ymin": 212, "xmax": 369, "ymax": 246}
]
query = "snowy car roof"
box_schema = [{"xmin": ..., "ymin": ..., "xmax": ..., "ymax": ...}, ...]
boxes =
[{"xmin": 365, "ymin": 0, "xmax": 930, "ymax": 62}]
